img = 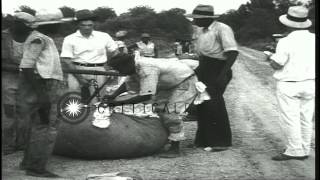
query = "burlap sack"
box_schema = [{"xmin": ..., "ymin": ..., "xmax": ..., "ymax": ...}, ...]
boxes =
[{"xmin": 53, "ymin": 112, "xmax": 168, "ymax": 159}]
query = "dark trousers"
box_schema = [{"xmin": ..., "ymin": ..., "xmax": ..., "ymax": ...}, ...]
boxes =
[
  {"xmin": 194, "ymin": 56, "xmax": 232, "ymax": 147},
  {"xmin": 17, "ymin": 72, "xmax": 59, "ymax": 171}
]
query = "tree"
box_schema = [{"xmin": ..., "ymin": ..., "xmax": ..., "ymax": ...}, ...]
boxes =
[
  {"xmin": 128, "ymin": 6, "xmax": 156, "ymax": 17},
  {"xmin": 166, "ymin": 8, "xmax": 186, "ymax": 15},
  {"xmin": 18, "ymin": 5, "xmax": 36, "ymax": 15},
  {"xmin": 92, "ymin": 7, "xmax": 117, "ymax": 22},
  {"xmin": 59, "ymin": 6, "xmax": 75, "ymax": 17}
]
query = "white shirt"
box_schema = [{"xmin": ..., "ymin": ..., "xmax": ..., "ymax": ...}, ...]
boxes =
[
  {"xmin": 136, "ymin": 41, "xmax": 155, "ymax": 57},
  {"xmin": 60, "ymin": 30, "xmax": 118, "ymax": 64},
  {"xmin": 271, "ymin": 30, "xmax": 315, "ymax": 81},
  {"xmin": 194, "ymin": 21, "xmax": 238, "ymax": 60}
]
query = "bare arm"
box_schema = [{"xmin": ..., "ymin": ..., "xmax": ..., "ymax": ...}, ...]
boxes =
[
  {"xmin": 216, "ymin": 50, "xmax": 239, "ymax": 84},
  {"xmin": 60, "ymin": 57, "xmax": 89, "ymax": 86}
]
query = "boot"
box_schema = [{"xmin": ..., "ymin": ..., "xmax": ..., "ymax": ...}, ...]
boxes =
[{"xmin": 158, "ymin": 141, "xmax": 181, "ymax": 158}]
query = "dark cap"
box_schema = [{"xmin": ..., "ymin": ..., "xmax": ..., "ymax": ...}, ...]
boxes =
[{"xmin": 75, "ymin": 9, "xmax": 97, "ymax": 21}]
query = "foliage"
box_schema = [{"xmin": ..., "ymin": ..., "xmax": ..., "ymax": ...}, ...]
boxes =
[
  {"xmin": 218, "ymin": 0, "xmax": 313, "ymax": 44},
  {"xmin": 92, "ymin": 7, "xmax": 117, "ymax": 22},
  {"xmin": 127, "ymin": 6, "xmax": 156, "ymax": 17}
]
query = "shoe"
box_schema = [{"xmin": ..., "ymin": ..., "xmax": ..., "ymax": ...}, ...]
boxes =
[
  {"xmin": 204, "ymin": 146, "xmax": 229, "ymax": 152},
  {"xmin": 186, "ymin": 143, "xmax": 198, "ymax": 148},
  {"xmin": 158, "ymin": 149, "xmax": 181, "ymax": 158},
  {"xmin": 272, "ymin": 153, "xmax": 309, "ymax": 161},
  {"xmin": 19, "ymin": 163, "xmax": 27, "ymax": 170},
  {"xmin": 3, "ymin": 148, "xmax": 16, "ymax": 155},
  {"xmin": 26, "ymin": 169, "xmax": 61, "ymax": 178}
]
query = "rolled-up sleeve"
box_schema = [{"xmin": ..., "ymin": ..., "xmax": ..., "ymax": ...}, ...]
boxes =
[
  {"xmin": 220, "ymin": 25, "xmax": 238, "ymax": 52},
  {"xmin": 105, "ymin": 34, "xmax": 118, "ymax": 53},
  {"xmin": 20, "ymin": 38, "xmax": 44, "ymax": 68},
  {"xmin": 60, "ymin": 37, "xmax": 74, "ymax": 58},
  {"xmin": 270, "ymin": 39, "xmax": 289, "ymax": 66}
]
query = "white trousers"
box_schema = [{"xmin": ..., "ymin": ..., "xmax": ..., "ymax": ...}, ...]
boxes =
[{"xmin": 276, "ymin": 80, "xmax": 315, "ymax": 156}]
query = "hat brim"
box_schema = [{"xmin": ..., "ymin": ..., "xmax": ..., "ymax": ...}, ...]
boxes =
[
  {"xmin": 75, "ymin": 16, "xmax": 98, "ymax": 22},
  {"xmin": 279, "ymin": 15, "xmax": 312, "ymax": 29},
  {"xmin": 185, "ymin": 14, "xmax": 220, "ymax": 19},
  {"xmin": 31, "ymin": 17, "xmax": 75, "ymax": 28}
]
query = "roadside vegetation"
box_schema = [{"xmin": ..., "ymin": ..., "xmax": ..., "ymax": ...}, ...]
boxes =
[{"xmin": 1, "ymin": 0, "xmax": 315, "ymax": 51}]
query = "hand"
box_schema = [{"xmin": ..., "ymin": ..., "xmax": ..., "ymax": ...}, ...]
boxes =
[
  {"xmin": 78, "ymin": 78, "xmax": 90, "ymax": 87},
  {"xmin": 102, "ymin": 94, "xmax": 116, "ymax": 103}
]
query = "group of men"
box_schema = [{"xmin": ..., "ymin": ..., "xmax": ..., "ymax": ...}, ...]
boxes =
[{"xmin": 1, "ymin": 3, "xmax": 315, "ymax": 179}]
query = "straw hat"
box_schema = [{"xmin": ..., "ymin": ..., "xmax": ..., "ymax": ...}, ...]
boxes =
[
  {"xmin": 13, "ymin": 12, "xmax": 36, "ymax": 27},
  {"xmin": 141, "ymin": 33, "xmax": 151, "ymax": 38},
  {"xmin": 185, "ymin": 4, "xmax": 220, "ymax": 19},
  {"xmin": 279, "ymin": 6, "xmax": 312, "ymax": 29},
  {"xmin": 115, "ymin": 30, "xmax": 128, "ymax": 38},
  {"xmin": 31, "ymin": 9, "xmax": 74, "ymax": 28}
]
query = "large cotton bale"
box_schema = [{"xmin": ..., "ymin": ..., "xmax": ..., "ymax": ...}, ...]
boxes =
[{"xmin": 53, "ymin": 106, "xmax": 168, "ymax": 159}]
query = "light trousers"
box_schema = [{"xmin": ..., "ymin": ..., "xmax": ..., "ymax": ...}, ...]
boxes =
[{"xmin": 276, "ymin": 80, "xmax": 315, "ymax": 156}]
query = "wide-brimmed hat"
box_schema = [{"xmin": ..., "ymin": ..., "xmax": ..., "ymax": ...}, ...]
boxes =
[
  {"xmin": 31, "ymin": 9, "xmax": 74, "ymax": 28},
  {"xmin": 13, "ymin": 12, "xmax": 36, "ymax": 27},
  {"xmin": 185, "ymin": 4, "xmax": 220, "ymax": 19},
  {"xmin": 75, "ymin": 9, "xmax": 97, "ymax": 21},
  {"xmin": 141, "ymin": 33, "xmax": 151, "ymax": 38},
  {"xmin": 115, "ymin": 30, "xmax": 128, "ymax": 38},
  {"xmin": 279, "ymin": 6, "xmax": 311, "ymax": 29}
]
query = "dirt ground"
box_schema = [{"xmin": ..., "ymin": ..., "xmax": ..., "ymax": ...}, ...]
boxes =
[{"xmin": 1, "ymin": 47, "xmax": 315, "ymax": 180}]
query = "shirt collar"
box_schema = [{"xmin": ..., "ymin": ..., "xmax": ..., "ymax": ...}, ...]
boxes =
[
  {"xmin": 75, "ymin": 30, "xmax": 95, "ymax": 38},
  {"xmin": 207, "ymin": 21, "xmax": 218, "ymax": 31}
]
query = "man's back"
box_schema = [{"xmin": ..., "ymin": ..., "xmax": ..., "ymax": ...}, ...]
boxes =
[
  {"xmin": 135, "ymin": 57, "xmax": 195, "ymax": 89},
  {"xmin": 272, "ymin": 30, "xmax": 315, "ymax": 81}
]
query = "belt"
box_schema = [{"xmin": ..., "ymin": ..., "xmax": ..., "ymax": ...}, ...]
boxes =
[{"xmin": 73, "ymin": 62, "xmax": 105, "ymax": 67}]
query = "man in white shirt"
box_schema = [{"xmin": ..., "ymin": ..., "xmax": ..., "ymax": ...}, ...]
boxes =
[
  {"xmin": 60, "ymin": 9, "xmax": 119, "ymax": 103},
  {"xmin": 269, "ymin": 6, "xmax": 315, "ymax": 161},
  {"xmin": 128, "ymin": 33, "xmax": 158, "ymax": 58}
]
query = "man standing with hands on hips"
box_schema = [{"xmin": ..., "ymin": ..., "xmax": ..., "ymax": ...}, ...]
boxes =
[{"xmin": 186, "ymin": 4, "xmax": 239, "ymax": 152}]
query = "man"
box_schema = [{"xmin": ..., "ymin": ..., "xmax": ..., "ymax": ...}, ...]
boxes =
[
  {"xmin": 268, "ymin": 6, "xmax": 315, "ymax": 161},
  {"xmin": 115, "ymin": 30, "xmax": 128, "ymax": 54},
  {"xmin": 1, "ymin": 12, "xmax": 34, "ymax": 154},
  {"xmin": 128, "ymin": 33, "xmax": 158, "ymax": 58},
  {"xmin": 104, "ymin": 53, "xmax": 198, "ymax": 158},
  {"xmin": 186, "ymin": 4, "xmax": 239, "ymax": 152},
  {"xmin": 16, "ymin": 9, "xmax": 73, "ymax": 178},
  {"xmin": 60, "ymin": 9, "xmax": 119, "ymax": 103}
]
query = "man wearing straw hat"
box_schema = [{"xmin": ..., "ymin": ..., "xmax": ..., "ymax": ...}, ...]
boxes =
[
  {"xmin": 268, "ymin": 6, "xmax": 315, "ymax": 161},
  {"xmin": 129, "ymin": 33, "xmax": 158, "ymax": 58},
  {"xmin": 185, "ymin": 4, "xmax": 239, "ymax": 152},
  {"xmin": 115, "ymin": 30, "xmax": 129, "ymax": 54},
  {"xmin": 1, "ymin": 12, "xmax": 36, "ymax": 155},
  {"xmin": 16, "ymin": 9, "xmax": 73, "ymax": 177}
]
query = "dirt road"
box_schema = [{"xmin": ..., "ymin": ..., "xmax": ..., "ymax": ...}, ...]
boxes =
[{"xmin": 2, "ymin": 47, "xmax": 315, "ymax": 180}]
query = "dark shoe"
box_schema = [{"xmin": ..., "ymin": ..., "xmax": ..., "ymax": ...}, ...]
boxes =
[
  {"xmin": 3, "ymin": 148, "xmax": 16, "ymax": 155},
  {"xmin": 272, "ymin": 153, "xmax": 309, "ymax": 161},
  {"xmin": 26, "ymin": 169, "xmax": 61, "ymax": 178},
  {"xmin": 19, "ymin": 163, "xmax": 27, "ymax": 170},
  {"xmin": 186, "ymin": 143, "xmax": 197, "ymax": 148},
  {"xmin": 158, "ymin": 149, "xmax": 181, "ymax": 158}
]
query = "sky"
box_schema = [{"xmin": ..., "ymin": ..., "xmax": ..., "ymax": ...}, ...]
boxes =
[{"xmin": 1, "ymin": 0, "xmax": 252, "ymax": 15}]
